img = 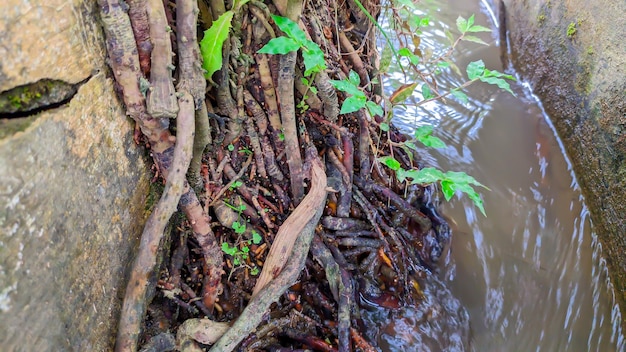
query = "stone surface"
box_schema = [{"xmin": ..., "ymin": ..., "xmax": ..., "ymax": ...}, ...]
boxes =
[
  {"xmin": 0, "ymin": 0, "xmax": 104, "ymax": 91},
  {"xmin": 501, "ymin": 0, "xmax": 626, "ymax": 328},
  {"xmin": 0, "ymin": 0, "xmax": 149, "ymax": 350}
]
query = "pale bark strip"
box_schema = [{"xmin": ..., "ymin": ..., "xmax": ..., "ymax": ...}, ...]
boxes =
[
  {"xmin": 126, "ymin": 0, "xmax": 152, "ymax": 77},
  {"xmin": 115, "ymin": 92, "xmax": 195, "ymax": 352},
  {"xmin": 146, "ymin": 0, "xmax": 178, "ymax": 118},
  {"xmin": 177, "ymin": 0, "xmax": 211, "ymax": 190},
  {"xmin": 252, "ymin": 154, "xmax": 327, "ymax": 296},
  {"xmin": 210, "ymin": 155, "xmax": 327, "ymax": 352},
  {"xmin": 277, "ymin": 51, "xmax": 305, "ymax": 203},
  {"xmin": 176, "ymin": 0, "xmax": 207, "ymax": 106},
  {"xmin": 256, "ymin": 54, "xmax": 282, "ymax": 131}
]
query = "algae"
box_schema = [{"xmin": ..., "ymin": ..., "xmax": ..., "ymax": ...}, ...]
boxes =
[{"xmin": 0, "ymin": 79, "xmax": 78, "ymax": 115}]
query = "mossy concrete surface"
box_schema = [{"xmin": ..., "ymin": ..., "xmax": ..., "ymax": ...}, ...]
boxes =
[
  {"xmin": 502, "ymin": 0, "xmax": 626, "ymax": 328},
  {"xmin": 0, "ymin": 0, "xmax": 150, "ymax": 350}
]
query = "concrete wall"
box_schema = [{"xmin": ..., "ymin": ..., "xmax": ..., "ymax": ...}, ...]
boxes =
[
  {"xmin": 0, "ymin": 0, "xmax": 149, "ymax": 349},
  {"xmin": 500, "ymin": 0, "xmax": 626, "ymax": 328}
]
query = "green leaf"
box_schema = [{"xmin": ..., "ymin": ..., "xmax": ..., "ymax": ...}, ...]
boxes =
[
  {"xmin": 404, "ymin": 141, "xmax": 418, "ymax": 151},
  {"xmin": 390, "ymin": 82, "xmax": 418, "ymax": 104},
  {"xmin": 227, "ymin": 143, "xmax": 235, "ymax": 151},
  {"xmin": 444, "ymin": 29, "xmax": 455, "ymax": 45},
  {"xmin": 444, "ymin": 170, "xmax": 487, "ymax": 188},
  {"xmin": 466, "ymin": 60, "xmax": 485, "ymax": 80},
  {"xmin": 252, "ymin": 231, "xmax": 263, "ymax": 244},
  {"xmin": 440, "ymin": 179, "xmax": 456, "ymax": 201},
  {"xmin": 414, "ymin": 124, "xmax": 434, "ymax": 139},
  {"xmin": 467, "ymin": 24, "xmax": 492, "ymax": 33},
  {"xmin": 339, "ymin": 95, "xmax": 367, "ymax": 114},
  {"xmin": 348, "ymin": 70, "xmax": 360, "ymax": 86},
  {"xmin": 462, "ymin": 35, "xmax": 488, "ymax": 45},
  {"xmin": 421, "ymin": 84, "xmax": 434, "ymax": 100},
  {"xmin": 250, "ymin": 266, "xmax": 260, "ymax": 275},
  {"xmin": 451, "ymin": 89, "xmax": 469, "ymax": 104},
  {"xmin": 421, "ymin": 135, "xmax": 446, "ymax": 148},
  {"xmin": 366, "ymin": 100, "xmax": 384, "ymax": 117},
  {"xmin": 479, "ymin": 76, "xmax": 515, "ymax": 95},
  {"xmin": 441, "ymin": 175, "xmax": 487, "ymax": 216},
  {"xmin": 405, "ymin": 167, "xmax": 445, "ymax": 184},
  {"xmin": 221, "ymin": 242, "xmax": 237, "ymax": 256},
  {"xmin": 257, "ymin": 36, "xmax": 300, "ymax": 54},
  {"xmin": 230, "ymin": 180, "xmax": 243, "ymax": 189},
  {"xmin": 378, "ymin": 156, "xmax": 401, "ymax": 171},
  {"xmin": 467, "ymin": 14, "xmax": 475, "ymax": 29},
  {"xmin": 483, "ymin": 69, "xmax": 516, "ymax": 80},
  {"xmin": 329, "ymin": 79, "xmax": 362, "ymax": 96},
  {"xmin": 380, "ymin": 122, "xmax": 390, "ymax": 132},
  {"xmin": 457, "ymin": 183, "xmax": 486, "ymax": 216},
  {"xmin": 233, "ymin": 221, "xmax": 246, "ymax": 234},
  {"xmin": 301, "ymin": 77, "xmax": 310, "ymax": 86},
  {"xmin": 415, "ymin": 125, "xmax": 446, "ymax": 148},
  {"xmin": 398, "ymin": 47, "xmax": 411, "ymax": 57},
  {"xmin": 398, "ymin": 47, "xmax": 420, "ymax": 65},
  {"xmin": 200, "ymin": 11, "xmax": 234, "ymax": 79},
  {"xmin": 396, "ymin": 168, "xmax": 407, "ymax": 183},
  {"xmin": 271, "ymin": 15, "xmax": 307, "ymax": 44},
  {"xmin": 456, "ymin": 16, "xmax": 468, "ymax": 33},
  {"xmin": 302, "ymin": 40, "xmax": 326, "ymax": 76}
]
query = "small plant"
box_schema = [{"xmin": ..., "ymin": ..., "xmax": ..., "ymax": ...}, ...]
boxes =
[
  {"xmin": 378, "ymin": 156, "xmax": 488, "ymax": 216},
  {"xmin": 329, "ymin": 70, "xmax": 384, "ymax": 117},
  {"xmin": 221, "ymin": 200, "xmax": 264, "ymax": 276},
  {"xmin": 257, "ymin": 15, "xmax": 327, "ymax": 111},
  {"xmin": 229, "ymin": 180, "xmax": 243, "ymax": 191},
  {"xmin": 199, "ymin": 0, "xmax": 249, "ymax": 81},
  {"xmin": 297, "ymin": 77, "xmax": 319, "ymax": 113},
  {"xmin": 221, "ymin": 231, "xmax": 263, "ymax": 267},
  {"xmin": 378, "ymin": 123, "xmax": 488, "ymax": 215},
  {"xmin": 257, "ymin": 15, "xmax": 326, "ymax": 77}
]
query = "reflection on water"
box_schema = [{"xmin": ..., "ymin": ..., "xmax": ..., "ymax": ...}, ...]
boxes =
[{"xmin": 384, "ymin": 0, "xmax": 624, "ymax": 350}]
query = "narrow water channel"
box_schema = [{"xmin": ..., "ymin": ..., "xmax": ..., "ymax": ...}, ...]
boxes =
[{"xmin": 384, "ymin": 0, "xmax": 624, "ymax": 350}]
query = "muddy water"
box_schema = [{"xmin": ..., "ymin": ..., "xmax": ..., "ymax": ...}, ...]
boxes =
[{"xmin": 384, "ymin": 0, "xmax": 624, "ymax": 350}]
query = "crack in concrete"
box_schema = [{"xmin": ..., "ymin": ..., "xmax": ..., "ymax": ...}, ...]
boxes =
[{"xmin": 0, "ymin": 76, "xmax": 91, "ymax": 119}]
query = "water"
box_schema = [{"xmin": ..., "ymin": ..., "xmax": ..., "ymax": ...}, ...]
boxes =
[{"xmin": 382, "ymin": 0, "xmax": 624, "ymax": 350}]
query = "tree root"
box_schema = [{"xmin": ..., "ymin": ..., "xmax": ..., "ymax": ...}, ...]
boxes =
[
  {"xmin": 115, "ymin": 92, "xmax": 194, "ymax": 352},
  {"xmin": 99, "ymin": 0, "xmax": 460, "ymax": 349},
  {"xmin": 211, "ymin": 154, "xmax": 327, "ymax": 351}
]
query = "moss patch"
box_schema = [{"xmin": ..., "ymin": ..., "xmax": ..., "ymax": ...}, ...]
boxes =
[
  {"xmin": 0, "ymin": 79, "xmax": 78, "ymax": 115},
  {"xmin": 566, "ymin": 22, "xmax": 577, "ymax": 37}
]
